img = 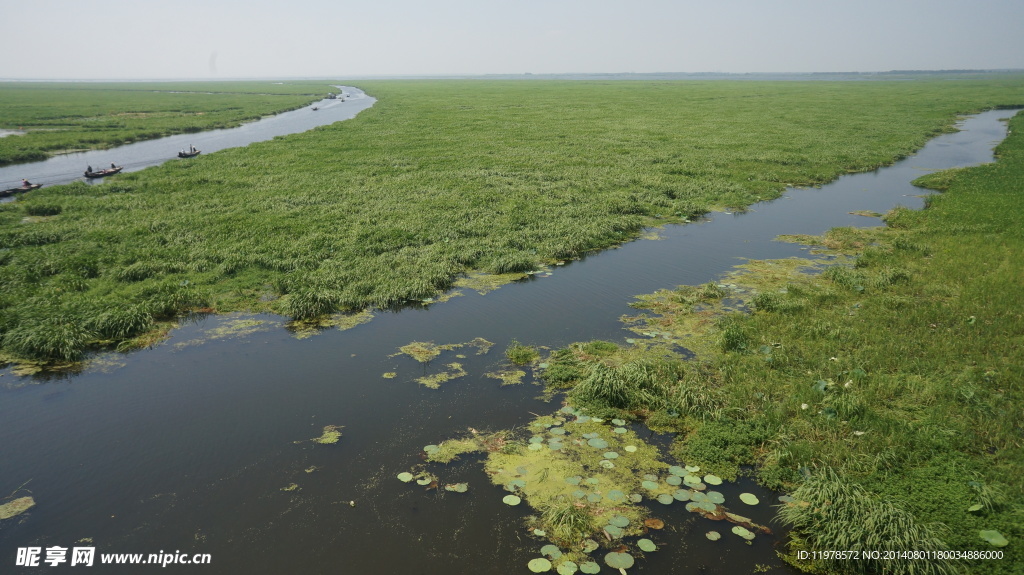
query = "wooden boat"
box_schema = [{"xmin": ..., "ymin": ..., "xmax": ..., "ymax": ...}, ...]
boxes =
[
  {"xmin": 0, "ymin": 183, "xmax": 41, "ymax": 197},
  {"xmin": 84, "ymin": 166, "xmax": 123, "ymax": 178},
  {"xmin": 177, "ymin": 150, "xmax": 201, "ymax": 158}
]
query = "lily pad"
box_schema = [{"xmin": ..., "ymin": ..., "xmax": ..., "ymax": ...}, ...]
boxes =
[
  {"xmin": 657, "ymin": 494, "xmax": 674, "ymax": 505},
  {"xmin": 582, "ymin": 539, "xmax": 600, "ymax": 553},
  {"xmin": 703, "ymin": 474, "xmax": 723, "ymax": 485},
  {"xmin": 557, "ymin": 561, "xmax": 579, "ymax": 575},
  {"xmin": 445, "ymin": 482, "xmax": 469, "ymax": 493},
  {"xmin": 599, "ymin": 460, "xmax": 615, "ymax": 469},
  {"xmin": 603, "ymin": 451, "xmax": 619, "ymax": 459},
  {"xmin": 613, "ymin": 427, "xmax": 628, "ymax": 434},
  {"xmin": 528, "ymin": 558, "xmax": 553, "ymax": 572},
  {"xmin": 587, "ymin": 493, "xmax": 603, "ymax": 503},
  {"xmin": 685, "ymin": 465, "xmax": 701, "ymax": 473},
  {"xmin": 731, "ymin": 525, "xmax": 755, "ymax": 540},
  {"xmin": 503, "ymin": 495, "xmax": 522, "ymax": 506},
  {"xmin": 739, "ymin": 493, "xmax": 760, "ymax": 505},
  {"xmin": 587, "ymin": 438, "xmax": 609, "ymax": 449},
  {"xmin": 609, "ymin": 515, "xmax": 630, "ymax": 528},
  {"xmin": 604, "ymin": 552, "xmax": 634, "ymax": 570},
  {"xmin": 637, "ymin": 539, "xmax": 657, "ymax": 552},
  {"xmin": 565, "ymin": 476, "xmax": 583, "ymax": 485},
  {"xmin": 604, "ymin": 524, "xmax": 624, "ymax": 539},
  {"xmin": 528, "ymin": 443, "xmax": 544, "ymax": 451},
  {"xmin": 706, "ymin": 491, "xmax": 725, "ymax": 505},
  {"xmin": 416, "ymin": 478, "xmax": 432, "ymax": 486},
  {"xmin": 644, "ymin": 518, "xmax": 665, "ymax": 530},
  {"xmin": 579, "ymin": 561, "xmax": 601, "ymax": 574},
  {"xmin": 706, "ymin": 531, "xmax": 721, "ymax": 541},
  {"xmin": 629, "ymin": 493, "xmax": 643, "ymax": 503},
  {"xmin": 607, "ymin": 490, "xmax": 627, "ymax": 502},
  {"xmin": 612, "ymin": 419, "xmax": 626, "ymax": 426},
  {"xmin": 980, "ymin": 530, "xmax": 1008, "ymax": 547},
  {"xmin": 586, "ymin": 477, "xmax": 600, "ymax": 485},
  {"xmin": 624, "ymin": 445, "xmax": 638, "ymax": 453},
  {"xmin": 673, "ymin": 489, "xmax": 691, "ymax": 501},
  {"xmin": 550, "ymin": 427, "xmax": 566, "ymax": 435},
  {"xmin": 397, "ymin": 472, "xmax": 414, "ymax": 483},
  {"xmin": 423, "ymin": 444, "xmax": 440, "ymax": 453},
  {"xmin": 668, "ymin": 465, "xmax": 686, "ymax": 476},
  {"xmin": 643, "ymin": 474, "xmax": 659, "ymax": 482},
  {"xmin": 529, "ymin": 436, "xmax": 545, "ymax": 444},
  {"xmin": 683, "ymin": 474, "xmax": 702, "ymax": 486},
  {"xmin": 541, "ymin": 544, "xmax": 562, "ymax": 559},
  {"xmin": 641, "ymin": 480, "xmax": 659, "ymax": 490},
  {"xmin": 665, "ymin": 475, "xmax": 682, "ymax": 486}
]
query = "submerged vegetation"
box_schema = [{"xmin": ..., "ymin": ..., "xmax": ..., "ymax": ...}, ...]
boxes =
[
  {"xmin": 0, "ymin": 81, "xmax": 330, "ymax": 165},
  {"xmin": 2, "ymin": 78, "xmax": 1024, "ymax": 365}
]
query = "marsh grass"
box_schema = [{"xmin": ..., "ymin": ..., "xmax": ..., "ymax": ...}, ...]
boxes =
[
  {"xmin": 3, "ymin": 78, "xmax": 1024, "ymax": 366},
  {"xmin": 779, "ymin": 468, "xmax": 960, "ymax": 575},
  {"xmin": 540, "ymin": 111, "xmax": 1024, "ymax": 573}
]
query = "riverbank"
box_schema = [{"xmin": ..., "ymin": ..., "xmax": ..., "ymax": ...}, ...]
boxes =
[
  {"xmin": 2, "ymin": 78, "xmax": 1024, "ymax": 367},
  {"xmin": 538, "ymin": 111, "xmax": 1023, "ymax": 574}
]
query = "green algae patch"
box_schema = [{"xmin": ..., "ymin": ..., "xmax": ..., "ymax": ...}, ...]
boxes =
[
  {"xmin": 174, "ymin": 316, "xmax": 274, "ymax": 349},
  {"xmin": 0, "ymin": 497, "xmax": 35, "ymax": 520},
  {"xmin": 485, "ymin": 369, "xmax": 528, "ymax": 386},
  {"xmin": 311, "ymin": 425, "xmax": 344, "ymax": 445},
  {"xmin": 288, "ymin": 309, "xmax": 374, "ymax": 339},
  {"xmin": 454, "ymin": 271, "xmax": 532, "ymax": 295},
  {"xmin": 415, "ymin": 362, "xmax": 467, "ymax": 389},
  {"xmin": 392, "ymin": 337, "xmax": 494, "ymax": 363},
  {"xmin": 623, "ymin": 256, "xmax": 830, "ymax": 359},
  {"xmin": 280, "ymin": 483, "xmax": 300, "ymax": 492},
  {"xmin": 382, "ymin": 372, "xmax": 397, "ymax": 379},
  {"xmin": 483, "ymin": 411, "xmax": 671, "ymax": 551},
  {"xmin": 423, "ymin": 431, "xmax": 510, "ymax": 463}
]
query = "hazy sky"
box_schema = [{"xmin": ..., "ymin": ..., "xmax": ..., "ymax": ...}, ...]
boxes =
[{"xmin": 3, "ymin": 0, "xmax": 1022, "ymax": 79}]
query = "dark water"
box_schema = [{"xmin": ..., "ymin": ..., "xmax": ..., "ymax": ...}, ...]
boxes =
[
  {"xmin": 0, "ymin": 109, "xmax": 1017, "ymax": 574},
  {"xmin": 0, "ymin": 87, "xmax": 374, "ymax": 193}
]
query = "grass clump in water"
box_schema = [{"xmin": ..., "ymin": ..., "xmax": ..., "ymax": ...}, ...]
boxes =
[{"xmin": 506, "ymin": 340, "xmax": 540, "ymax": 365}]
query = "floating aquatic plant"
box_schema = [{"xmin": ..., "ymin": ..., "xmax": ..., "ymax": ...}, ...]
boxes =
[
  {"xmin": 579, "ymin": 562, "xmax": 601, "ymax": 574},
  {"xmin": 979, "ymin": 530, "xmax": 1008, "ymax": 547},
  {"xmin": 637, "ymin": 538, "xmax": 657, "ymax": 552},
  {"xmin": 556, "ymin": 560, "xmax": 578, "ymax": 575},
  {"xmin": 705, "ymin": 531, "xmax": 721, "ymax": 541},
  {"xmin": 604, "ymin": 552, "xmax": 634, "ymax": 570},
  {"xmin": 397, "ymin": 472, "xmax": 414, "ymax": 483},
  {"xmin": 503, "ymin": 495, "xmax": 522, "ymax": 505},
  {"xmin": 312, "ymin": 424, "xmax": 343, "ymax": 444},
  {"xmin": 738, "ymin": 493, "xmax": 759, "ymax": 505},
  {"xmin": 528, "ymin": 557, "xmax": 552, "ymax": 573},
  {"xmin": 0, "ymin": 497, "xmax": 35, "ymax": 520}
]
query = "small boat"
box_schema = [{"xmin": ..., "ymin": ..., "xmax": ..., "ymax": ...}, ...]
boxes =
[
  {"xmin": 84, "ymin": 166, "xmax": 123, "ymax": 179},
  {"xmin": 0, "ymin": 183, "xmax": 41, "ymax": 197},
  {"xmin": 177, "ymin": 150, "xmax": 201, "ymax": 158}
]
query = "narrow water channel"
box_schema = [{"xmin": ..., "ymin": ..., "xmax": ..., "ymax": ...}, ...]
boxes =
[
  {"xmin": 0, "ymin": 87, "xmax": 374, "ymax": 193},
  {"xmin": 0, "ymin": 109, "xmax": 1018, "ymax": 574}
]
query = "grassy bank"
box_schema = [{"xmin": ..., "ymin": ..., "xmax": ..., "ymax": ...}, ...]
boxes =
[
  {"xmin": 538, "ymin": 111, "xmax": 1024, "ymax": 574},
  {"xmin": 1, "ymin": 78, "xmax": 1023, "ymax": 366},
  {"xmin": 0, "ymin": 81, "xmax": 334, "ymax": 165}
]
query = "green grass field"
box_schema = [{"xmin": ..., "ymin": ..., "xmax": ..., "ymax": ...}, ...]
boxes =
[
  {"xmin": 0, "ymin": 81, "xmax": 334, "ymax": 165},
  {"xmin": 1, "ymin": 78, "xmax": 1023, "ymax": 367}
]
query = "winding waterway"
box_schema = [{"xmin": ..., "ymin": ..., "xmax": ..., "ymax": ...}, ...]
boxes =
[
  {"xmin": 0, "ymin": 107, "xmax": 1018, "ymax": 574},
  {"xmin": 0, "ymin": 87, "xmax": 375, "ymax": 194}
]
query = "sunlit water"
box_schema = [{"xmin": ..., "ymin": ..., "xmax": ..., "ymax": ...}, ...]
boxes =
[{"xmin": 0, "ymin": 108, "xmax": 1017, "ymax": 574}]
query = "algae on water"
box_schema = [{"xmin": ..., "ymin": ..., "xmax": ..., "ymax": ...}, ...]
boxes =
[{"xmin": 0, "ymin": 497, "xmax": 36, "ymax": 520}]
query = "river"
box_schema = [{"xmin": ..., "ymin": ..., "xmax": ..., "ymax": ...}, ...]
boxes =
[
  {"xmin": 0, "ymin": 87, "xmax": 375, "ymax": 195},
  {"xmin": 0, "ymin": 106, "xmax": 1018, "ymax": 574}
]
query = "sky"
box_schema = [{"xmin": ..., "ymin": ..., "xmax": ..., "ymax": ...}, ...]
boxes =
[{"xmin": 2, "ymin": 0, "xmax": 1023, "ymax": 79}]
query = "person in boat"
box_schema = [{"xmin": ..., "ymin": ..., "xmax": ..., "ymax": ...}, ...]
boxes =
[
  {"xmin": 111, "ymin": 163, "xmax": 117, "ymax": 170},
  {"xmin": 21, "ymin": 179, "xmax": 31, "ymax": 187},
  {"xmin": 87, "ymin": 165, "xmax": 93, "ymax": 173}
]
